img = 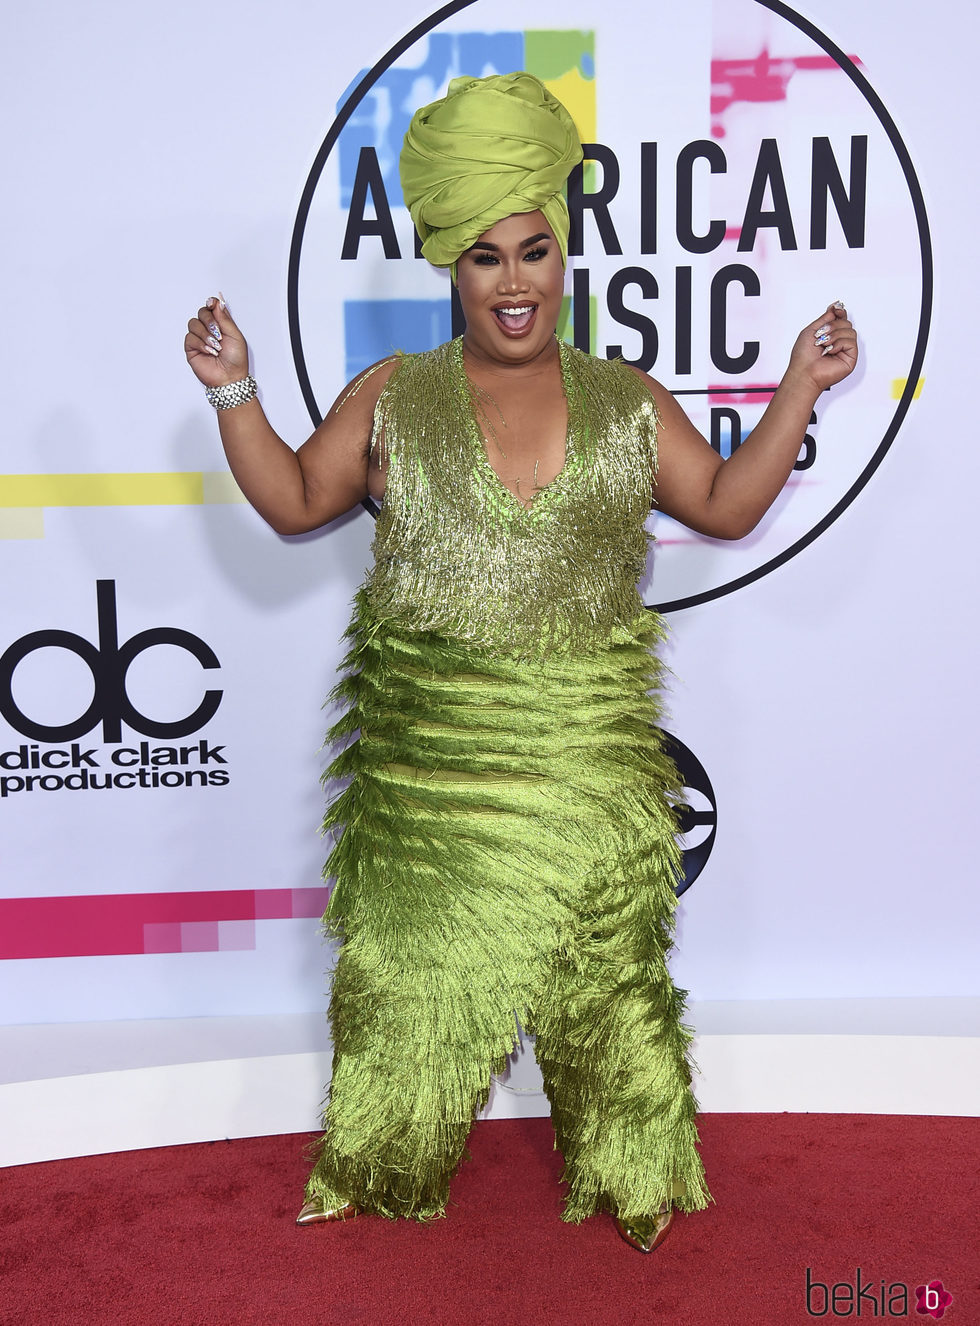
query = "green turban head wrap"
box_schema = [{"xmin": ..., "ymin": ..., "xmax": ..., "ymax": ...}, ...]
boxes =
[{"xmin": 399, "ymin": 71, "xmax": 584, "ymax": 277}]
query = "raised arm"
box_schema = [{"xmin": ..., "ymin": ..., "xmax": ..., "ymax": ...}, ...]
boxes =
[
  {"xmin": 636, "ymin": 302, "xmax": 858, "ymax": 540},
  {"xmin": 184, "ymin": 295, "xmax": 397, "ymax": 535}
]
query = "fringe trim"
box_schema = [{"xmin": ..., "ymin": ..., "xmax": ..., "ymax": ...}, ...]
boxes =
[{"xmin": 306, "ymin": 607, "xmax": 712, "ymax": 1220}]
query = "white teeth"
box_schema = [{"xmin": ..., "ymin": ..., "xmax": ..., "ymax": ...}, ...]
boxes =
[{"xmin": 497, "ymin": 305, "xmax": 534, "ymax": 316}]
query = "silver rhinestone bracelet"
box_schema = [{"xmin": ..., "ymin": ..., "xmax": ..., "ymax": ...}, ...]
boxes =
[{"xmin": 205, "ymin": 376, "xmax": 258, "ymax": 410}]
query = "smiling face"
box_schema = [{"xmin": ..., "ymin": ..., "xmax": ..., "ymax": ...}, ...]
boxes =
[{"xmin": 454, "ymin": 210, "xmax": 565, "ymax": 368}]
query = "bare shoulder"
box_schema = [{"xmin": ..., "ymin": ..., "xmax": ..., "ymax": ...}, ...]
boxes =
[
  {"xmin": 622, "ymin": 362, "xmax": 685, "ymax": 425},
  {"xmin": 300, "ymin": 354, "xmax": 404, "ymax": 460},
  {"xmin": 290, "ymin": 356, "xmax": 405, "ymax": 525},
  {"xmin": 620, "ymin": 357, "xmax": 720, "ymax": 486},
  {"xmin": 328, "ymin": 354, "xmax": 404, "ymax": 420}
]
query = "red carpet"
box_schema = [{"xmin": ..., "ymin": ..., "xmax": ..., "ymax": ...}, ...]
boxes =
[{"xmin": 1, "ymin": 1115, "xmax": 974, "ymax": 1325}]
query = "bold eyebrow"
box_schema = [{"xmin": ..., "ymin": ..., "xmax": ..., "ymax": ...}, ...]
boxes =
[{"xmin": 469, "ymin": 232, "xmax": 551, "ymax": 252}]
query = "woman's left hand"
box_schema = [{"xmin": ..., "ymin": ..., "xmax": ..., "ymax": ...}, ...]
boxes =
[{"xmin": 786, "ymin": 302, "xmax": 858, "ymax": 391}]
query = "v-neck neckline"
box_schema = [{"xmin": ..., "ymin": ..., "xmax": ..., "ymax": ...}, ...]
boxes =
[{"xmin": 457, "ymin": 337, "xmax": 575, "ymax": 517}]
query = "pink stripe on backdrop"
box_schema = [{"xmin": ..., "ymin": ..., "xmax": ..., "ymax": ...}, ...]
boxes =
[{"xmin": 0, "ymin": 888, "xmax": 328, "ymax": 960}]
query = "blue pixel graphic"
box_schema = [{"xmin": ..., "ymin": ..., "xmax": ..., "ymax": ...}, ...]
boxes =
[
  {"xmin": 338, "ymin": 35, "xmax": 522, "ymax": 373},
  {"xmin": 338, "ymin": 32, "xmax": 525, "ymax": 208},
  {"xmin": 344, "ymin": 299, "xmax": 452, "ymax": 380}
]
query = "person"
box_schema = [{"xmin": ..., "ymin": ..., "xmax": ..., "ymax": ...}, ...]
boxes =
[{"xmin": 184, "ymin": 72, "xmax": 856, "ymax": 1254}]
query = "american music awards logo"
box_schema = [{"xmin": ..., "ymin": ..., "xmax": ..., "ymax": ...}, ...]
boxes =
[
  {"xmin": 282, "ymin": 0, "xmax": 929, "ymax": 892},
  {"xmin": 288, "ymin": 0, "xmax": 930, "ymax": 615}
]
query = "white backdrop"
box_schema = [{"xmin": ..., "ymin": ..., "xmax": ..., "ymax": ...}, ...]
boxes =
[{"xmin": 2, "ymin": 0, "xmax": 977, "ymax": 1161}]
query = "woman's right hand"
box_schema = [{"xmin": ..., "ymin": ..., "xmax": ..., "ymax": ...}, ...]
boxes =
[{"xmin": 184, "ymin": 295, "xmax": 250, "ymax": 388}]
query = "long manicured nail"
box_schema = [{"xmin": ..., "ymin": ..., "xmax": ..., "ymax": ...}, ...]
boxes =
[
  {"xmin": 205, "ymin": 345, "xmax": 220, "ymax": 356},
  {"xmin": 833, "ymin": 300, "xmax": 845, "ymax": 310},
  {"xmin": 206, "ymin": 296, "xmax": 215, "ymax": 310},
  {"xmin": 208, "ymin": 321, "xmax": 221, "ymax": 339},
  {"xmin": 821, "ymin": 344, "xmax": 835, "ymax": 356},
  {"xmin": 207, "ymin": 335, "xmax": 221, "ymax": 351},
  {"xmin": 814, "ymin": 324, "xmax": 830, "ymax": 337},
  {"xmin": 815, "ymin": 333, "xmax": 831, "ymax": 346},
  {"xmin": 217, "ymin": 290, "xmax": 227, "ymax": 310}
]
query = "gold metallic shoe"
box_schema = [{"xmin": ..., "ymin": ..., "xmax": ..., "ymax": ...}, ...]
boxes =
[
  {"xmin": 615, "ymin": 1202, "xmax": 673, "ymax": 1254},
  {"xmin": 295, "ymin": 1196, "xmax": 358, "ymax": 1226}
]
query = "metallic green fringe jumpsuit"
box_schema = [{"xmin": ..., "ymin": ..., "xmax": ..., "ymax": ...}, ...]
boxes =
[{"xmin": 305, "ymin": 337, "xmax": 712, "ymax": 1223}]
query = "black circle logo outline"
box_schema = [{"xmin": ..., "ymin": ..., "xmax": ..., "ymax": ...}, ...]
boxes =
[
  {"xmin": 661, "ymin": 730, "xmax": 718, "ymax": 897},
  {"xmin": 287, "ymin": 0, "xmax": 932, "ymax": 615}
]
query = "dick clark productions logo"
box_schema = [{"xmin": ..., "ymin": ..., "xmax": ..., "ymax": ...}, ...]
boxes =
[{"xmin": 0, "ymin": 581, "xmax": 228, "ymax": 796}]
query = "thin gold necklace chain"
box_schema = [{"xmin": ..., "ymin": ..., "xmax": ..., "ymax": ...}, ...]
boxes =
[{"xmin": 457, "ymin": 338, "xmax": 569, "ymax": 497}]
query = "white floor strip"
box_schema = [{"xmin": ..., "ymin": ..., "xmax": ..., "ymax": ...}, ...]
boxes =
[{"xmin": 3, "ymin": 1000, "xmax": 977, "ymax": 1167}]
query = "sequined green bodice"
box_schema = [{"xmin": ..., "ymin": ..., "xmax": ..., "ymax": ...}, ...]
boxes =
[{"xmin": 363, "ymin": 337, "xmax": 659, "ymax": 656}]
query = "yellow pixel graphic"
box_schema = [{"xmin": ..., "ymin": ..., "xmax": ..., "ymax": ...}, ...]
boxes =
[{"xmin": 0, "ymin": 473, "xmax": 246, "ymax": 539}]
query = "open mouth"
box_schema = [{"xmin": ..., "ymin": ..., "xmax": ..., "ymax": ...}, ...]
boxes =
[{"xmin": 492, "ymin": 303, "xmax": 537, "ymax": 334}]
